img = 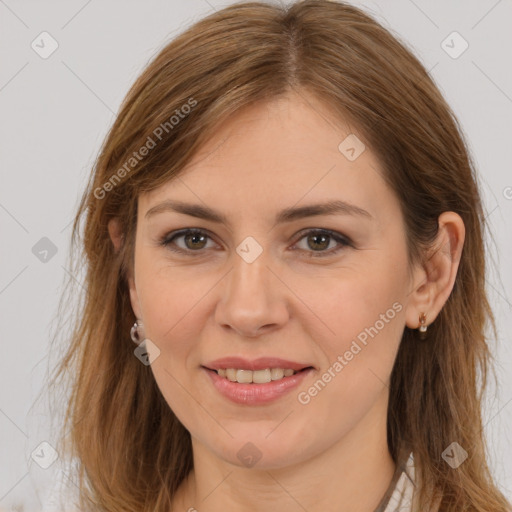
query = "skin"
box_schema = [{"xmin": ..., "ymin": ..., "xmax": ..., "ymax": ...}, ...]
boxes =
[{"xmin": 109, "ymin": 90, "xmax": 465, "ymax": 512}]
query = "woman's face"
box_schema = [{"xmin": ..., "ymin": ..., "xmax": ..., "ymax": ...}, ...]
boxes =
[{"xmin": 128, "ymin": 91, "xmax": 419, "ymax": 469}]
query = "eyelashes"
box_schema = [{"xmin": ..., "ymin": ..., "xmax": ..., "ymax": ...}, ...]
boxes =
[
  {"xmin": 160, "ymin": 229, "xmax": 216, "ymax": 255},
  {"xmin": 159, "ymin": 228, "xmax": 352, "ymax": 258}
]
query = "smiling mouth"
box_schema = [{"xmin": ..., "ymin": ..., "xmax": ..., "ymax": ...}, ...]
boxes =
[{"xmin": 205, "ymin": 367, "xmax": 313, "ymax": 384}]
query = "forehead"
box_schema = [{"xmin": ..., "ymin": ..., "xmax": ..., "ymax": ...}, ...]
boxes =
[{"xmin": 139, "ymin": 91, "xmax": 394, "ymax": 221}]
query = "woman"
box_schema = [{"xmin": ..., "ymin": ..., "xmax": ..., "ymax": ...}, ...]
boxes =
[{"xmin": 48, "ymin": 1, "xmax": 512, "ymax": 511}]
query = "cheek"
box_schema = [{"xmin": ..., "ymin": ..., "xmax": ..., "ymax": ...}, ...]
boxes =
[
  {"xmin": 306, "ymin": 266, "xmax": 406, "ymax": 347},
  {"xmin": 135, "ymin": 259, "xmax": 218, "ymax": 363},
  {"xmin": 294, "ymin": 277, "xmax": 405, "ymax": 436},
  {"xmin": 135, "ymin": 263, "xmax": 213, "ymax": 430},
  {"xmin": 297, "ymin": 263, "xmax": 407, "ymax": 409}
]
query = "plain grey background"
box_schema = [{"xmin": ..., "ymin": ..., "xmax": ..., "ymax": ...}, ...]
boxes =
[{"xmin": 1, "ymin": 0, "xmax": 511, "ymax": 510}]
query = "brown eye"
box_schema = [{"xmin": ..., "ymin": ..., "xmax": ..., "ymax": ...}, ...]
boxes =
[
  {"xmin": 182, "ymin": 231, "xmax": 208, "ymax": 250},
  {"xmin": 160, "ymin": 228, "xmax": 351, "ymax": 258},
  {"xmin": 306, "ymin": 232, "xmax": 330, "ymax": 251},
  {"xmin": 293, "ymin": 229, "xmax": 351, "ymax": 257},
  {"xmin": 161, "ymin": 229, "xmax": 216, "ymax": 254}
]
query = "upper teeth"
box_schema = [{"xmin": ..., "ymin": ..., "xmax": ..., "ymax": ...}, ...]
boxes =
[{"xmin": 217, "ymin": 368, "xmax": 296, "ymax": 383}]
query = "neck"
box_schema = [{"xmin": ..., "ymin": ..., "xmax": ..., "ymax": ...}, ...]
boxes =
[{"xmin": 173, "ymin": 390, "xmax": 395, "ymax": 512}]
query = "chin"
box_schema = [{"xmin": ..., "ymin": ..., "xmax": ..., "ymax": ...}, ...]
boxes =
[{"xmin": 211, "ymin": 431, "xmax": 312, "ymax": 471}]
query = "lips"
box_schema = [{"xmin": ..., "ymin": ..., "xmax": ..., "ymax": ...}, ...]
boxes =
[
  {"xmin": 203, "ymin": 356, "xmax": 314, "ymax": 372},
  {"xmin": 203, "ymin": 365, "xmax": 315, "ymax": 405},
  {"xmin": 202, "ymin": 356, "xmax": 315, "ymax": 404}
]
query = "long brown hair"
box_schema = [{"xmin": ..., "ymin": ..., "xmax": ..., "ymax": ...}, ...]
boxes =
[{"xmin": 48, "ymin": 1, "xmax": 511, "ymax": 510}]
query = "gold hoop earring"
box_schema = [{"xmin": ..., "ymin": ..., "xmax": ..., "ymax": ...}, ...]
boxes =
[{"xmin": 418, "ymin": 312, "xmax": 428, "ymax": 339}]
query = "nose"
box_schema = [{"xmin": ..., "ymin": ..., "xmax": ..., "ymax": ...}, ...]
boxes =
[{"xmin": 215, "ymin": 248, "xmax": 290, "ymax": 338}]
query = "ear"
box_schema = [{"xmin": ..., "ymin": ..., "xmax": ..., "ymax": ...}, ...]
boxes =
[
  {"xmin": 404, "ymin": 211, "xmax": 465, "ymax": 330},
  {"xmin": 108, "ymin": 217, "xmax": 143, "ymax": 319},
  {"xmin": 108, "ymin": 217, "xmax": 124, "ymax": 253}
]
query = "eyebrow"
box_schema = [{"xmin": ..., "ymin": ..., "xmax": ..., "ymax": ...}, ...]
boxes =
[{"xmin": 144, "ymin": 199, "xmax": 372, "ymax": 225}]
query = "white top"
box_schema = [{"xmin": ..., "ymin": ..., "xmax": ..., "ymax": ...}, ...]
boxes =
[{"xmin": 381, "ymin": 451, "xmax": 416, "ymax": 512}]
